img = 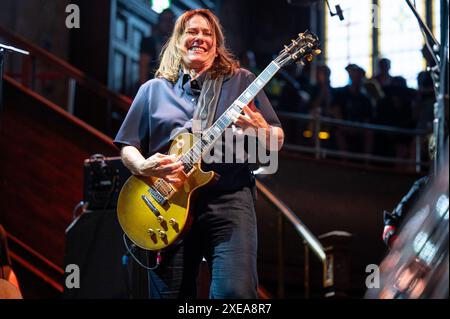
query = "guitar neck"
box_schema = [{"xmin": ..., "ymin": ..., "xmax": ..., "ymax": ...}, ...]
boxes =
[
  {"xmin": 183, "ymin": 61, "xmax": 281, "ymax": 166},
  {"xmin": 211, "ymin": 61, "xmax": 280, "ymax": 134}
]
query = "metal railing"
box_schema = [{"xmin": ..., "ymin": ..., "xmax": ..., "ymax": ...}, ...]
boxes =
[
  {"xmin": 277, "ymin": 111, "xmax": 429, "ymax": 172},
  {"xmin": 255, "ymin": 179, "xmax": 327, "ymax": 298},
  {"xmin": 0, "ymin": 26, "xmax": 132, "ymax": 135},
  {"xmin": 6, "ymin": 231, "xmax": 64, "ymax": 293}
]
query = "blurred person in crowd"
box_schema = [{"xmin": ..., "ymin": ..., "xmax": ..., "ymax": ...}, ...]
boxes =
[
  {"xmin": 139, "ymin": 9, "xmax": 176, "ymax": 84},
  {"xmin": 239, "ymin": 50, "xmax": 258, "ymax": 74},
  {"xmin": 332, "ymin": 64, "xmax": 374, "ymax": 155},
  {"xmin": 277, "ymin": 63, "xmax": 311, "ymax": 143},
  {"xmin": 307, "ymin": 64, "xmax": 339, "ymax": 147},
  {"xmin": 374, "ymin": 76, "xmax": 416, "ymax": 165},
  {"xmin": 310, "ymin": 64, "xmax": 335, "ymax": 117},
  {"xmin": 414, "ymin": 71, "xmax": 436, "ymax": 133},
  {"xmin": 372, "ymin": 58, "xmax": 393, "ymax": 88},
  {"xmin": 413, "ymin": 71, "xmax": 437, "ymax": 163}
]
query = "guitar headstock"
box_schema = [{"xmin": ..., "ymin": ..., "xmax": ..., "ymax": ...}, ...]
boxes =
[{"xmin": 275, "ymin": 30, "xmax": 321, "ymax": 68}]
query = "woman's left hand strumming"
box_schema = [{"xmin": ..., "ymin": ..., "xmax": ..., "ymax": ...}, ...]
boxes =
[
  {"xmin": 235, "ymin": 102, "xmax": 284, "ymax": 150},
  {"xmin": 235, "ymin": 102, "xmax": 270, "ymax": 133}
]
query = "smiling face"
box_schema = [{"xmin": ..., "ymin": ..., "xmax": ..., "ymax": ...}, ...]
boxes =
[{"xmin": 180, "ymin": 14, "xmax": 217, "ymax": 75}]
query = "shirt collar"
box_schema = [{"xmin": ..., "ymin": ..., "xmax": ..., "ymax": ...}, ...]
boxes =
[{"xmin": 178, "ymin": 69, "xmax": 207, "ymax": 94}]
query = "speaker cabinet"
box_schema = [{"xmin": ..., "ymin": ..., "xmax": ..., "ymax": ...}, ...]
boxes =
[{"xmin": 63, "ymin": 210, "xmax": 148, "ymax": 298}]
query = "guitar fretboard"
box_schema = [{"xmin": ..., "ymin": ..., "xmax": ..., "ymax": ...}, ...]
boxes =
[{"xmin": 181, "ymin": 61, "xmax": 280, "ymax": 173}]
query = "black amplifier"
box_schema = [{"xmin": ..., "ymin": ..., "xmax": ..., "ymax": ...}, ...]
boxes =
[{"xmin": 83, "ymin": 154, "xmax": 131, "ymax": 210}]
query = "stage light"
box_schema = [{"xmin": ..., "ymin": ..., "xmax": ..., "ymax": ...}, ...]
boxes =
[
  {"xmin": 303, "ymin": 130, "xmax": 313, "ymax": 138},
  {"xmin": 152, "ymin": 0, "xmax": 171, "ymax": 13},
  {"xmin": 318, "ymin": 131, "xmax": 330, "ymax": 140}
]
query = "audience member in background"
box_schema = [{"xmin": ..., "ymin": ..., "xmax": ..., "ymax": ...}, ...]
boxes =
[
  {"xmin": 307, "ymin": 64, "xmax": 338, "ymax": 147},
  {"xmin": 414, "ymin": 71, "xmax": 436, "ymax": 133},
  {"xmin": 277, "ymin": 63, "xmax": 311, "ymax": 143},
  {"xmin": 332, "ymin": 64, "xmax": 374, "ymax": 156},
  {"xmin": 239, "ymin": 50, "xmax": 258, "ymax": 74},
  {"xmin": 413, "ymin": 71, "xmax": 438, "ymax": 162},
  {"xmin": 374, "ymin": 76, "xmax": 416, "ymax": 166},
  {"xmin": 139, "ymin": 9, "xmax": 176, "ymax": 84},
  {"xmin": 310, "ymin": 64, "xmax": 335, "ymax": 117},
  {"xmin": 372, "ymin": 58, "xmax": 393, "ymax": 88}
]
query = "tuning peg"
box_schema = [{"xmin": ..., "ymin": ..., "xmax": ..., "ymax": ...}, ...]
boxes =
[
  {"xmin": 291, "ymin": 39, "xmax": 298, "ymax": 46},
  {"xmin": 305, "ymin": 54, "xmax": 313, "ymax": 62},
  {"xmin": 298, "ymin": 32, "xmax": 304, "ymax": 38},
  {"xmin": 314, "ymin": 49, "xmax": 322, "ymax": 55}
]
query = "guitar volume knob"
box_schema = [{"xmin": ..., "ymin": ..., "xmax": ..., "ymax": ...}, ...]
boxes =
[{"xmin": 158, "ymin": 230, "xmax": 167, "ymax": 239}]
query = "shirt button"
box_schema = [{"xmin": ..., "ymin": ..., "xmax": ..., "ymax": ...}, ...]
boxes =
[{"xmin": 191, "ymin": 98, "xmax": 196, "ymax": 102}]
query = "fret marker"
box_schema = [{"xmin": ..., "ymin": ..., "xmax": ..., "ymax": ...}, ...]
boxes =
[
  {"xmin": 228, "ymin": 110, "xmax": 241, "ymax": 122},
  {"xmin": 234, "ymin": 101, "xmax": 246, "ymax": 108}
]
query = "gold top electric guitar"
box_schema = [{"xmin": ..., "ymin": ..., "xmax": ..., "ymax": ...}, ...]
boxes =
[{"xmin": 117, "ymin": 31, "xmax": 320, "ymax": 251}]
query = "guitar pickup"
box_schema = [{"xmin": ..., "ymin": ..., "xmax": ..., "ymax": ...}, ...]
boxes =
[
  {"xmin": 141, "ymin": 195, "xmax": 160, "ymax": 217},
  {"xmin": 149, "ymin": 187, "xmax": 167, "ymax": 206}
]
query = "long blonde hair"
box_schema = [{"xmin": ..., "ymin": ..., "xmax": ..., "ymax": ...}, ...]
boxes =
[{"xmin": 155, "ymin": 9, "xmax": 239, "ymax": 82}]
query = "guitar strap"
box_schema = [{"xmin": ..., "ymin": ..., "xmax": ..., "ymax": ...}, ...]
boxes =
[{"xmin": 192, "ymin": 73, "xmax": 224, "ymax": 136}]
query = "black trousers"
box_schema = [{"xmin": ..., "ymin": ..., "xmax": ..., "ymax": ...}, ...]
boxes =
[{"xmin": 148, "ymin": 186, "xmax": 258, "ymax": 299}]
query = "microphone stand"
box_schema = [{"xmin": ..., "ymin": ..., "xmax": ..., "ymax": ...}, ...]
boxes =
[
  {"xmin": 404, "ymin": 0, "xmax": 448, "ymax": 176},
  {"xmin": 325, "ymin": 0, "xmax": 344, "ymax": 21},
  {"xmin": 0, "ymin": 43, "xmax": 30, "ymax": 126}
]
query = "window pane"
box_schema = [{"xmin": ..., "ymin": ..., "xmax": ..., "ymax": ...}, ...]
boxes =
[
  {"xmin": 433, "ymin": 0, "xmax": 441, "ymax": 41},
  {"xmin": 116, "ymin": 15, "xmax": 127, "ymax": 41},
  {"xmin": 379, "ymin": 0, "xmax": 426, "ymax": 88},
  {"xmin": 113, "ymin": 51, "xmax": 125, "ymax": 92},
  {"xmin": 326, "ymin": 0, "xmax": 372, "ymax": 87}
]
